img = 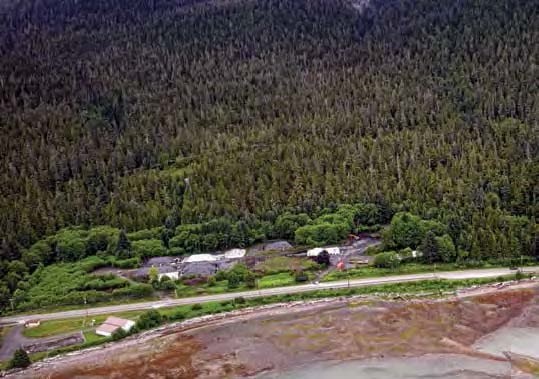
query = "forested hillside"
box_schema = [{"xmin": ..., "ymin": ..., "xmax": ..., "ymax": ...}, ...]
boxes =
[{"xmin": 0, "ymin": 0, "xmax": 537, "ymax": 307}]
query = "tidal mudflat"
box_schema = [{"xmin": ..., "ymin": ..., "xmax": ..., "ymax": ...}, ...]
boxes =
[{"xmin": 11, "ymin": 284, "xmax": 539, "ymax": 378}]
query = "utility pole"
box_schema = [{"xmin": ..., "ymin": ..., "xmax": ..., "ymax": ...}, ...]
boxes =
[
  {"xmin": 82, "ymin": 295, "xmax": 87, "ymax": 327},
  {"xmin": 9, "ymin": 298, "xmax": 14, "ymax": 312}
]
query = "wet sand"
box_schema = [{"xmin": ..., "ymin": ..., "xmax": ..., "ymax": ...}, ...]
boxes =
[
  {"xmin": 10, "ymin": 284, "xmax": 539, "ymax": 378},
  {"xmin": 258, "ymin": 354, "xmax": 515, "ymax": 379}
]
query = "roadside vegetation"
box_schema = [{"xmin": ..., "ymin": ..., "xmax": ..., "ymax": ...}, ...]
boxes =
[
  {"xmin": 1, "ymin": 203, "xmax": 385, "ymax": 313},
  {"xmin": 10, "ymin": 257, "xmax": 154, "ymax": 312},
  {"xmin": 2, "ymin": 273, "xmax": 530, "ymax": 371},
  {"xmin": 2, "ymin": 204, "xmax": 536, "ymax": 314},
  {"xmin": 8, "ymin": 349, "xmax": 30, "ymax": 369},
  {"xmin": 324, "ymin": 260, "xmax": 538, "ymax": 282}
]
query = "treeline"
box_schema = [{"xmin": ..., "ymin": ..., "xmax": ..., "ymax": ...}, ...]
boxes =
[
  {"xmin": 2, "ymin": 198, "xmax": 537, "ymax": 312},
  {"xmin": 5, "ymin": 201, "xmax": 387, "ymax": 276},
  {"xmin": 379, "ymin": 207, "xmax": 536, "ymax": 266},
  {"xmin": 0, "ymin": 0, "xmax": 537, "ymax": 308},
  {"xmin": 1, "ymin": 202, "xmax": 386, "ymax": 311}
]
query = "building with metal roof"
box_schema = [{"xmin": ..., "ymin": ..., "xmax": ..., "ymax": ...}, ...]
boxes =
[
  {"xmin": 224, "ymin": 248, "xmax": 246, "ymax": 259},
  {"xmin": 96, "ymin": 316, "xmax": 135, "ymax": 337},
  {"xmin": 306, "ymin": 247, "xmax": 341, "ymax": 257}
]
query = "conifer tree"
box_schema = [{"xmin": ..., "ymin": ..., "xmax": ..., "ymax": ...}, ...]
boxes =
[{"xmin": 9, "ymin": 348, "xmax": 31, "ymax": 369}]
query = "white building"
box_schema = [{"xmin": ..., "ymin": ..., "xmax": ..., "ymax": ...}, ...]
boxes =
[
  {"xmin": 307, "ymin": 247, "xmax": 340, "ymax": 257},
  {"xmin": 224, "ymin": 248, "xmax": 246, "ymax": 259},
  {"xmin": 24, "ymin": 319, "xmax": 41, "ymax": 328},
  {"xmin": 184, "ymin": 254, "xmax": 218, "ymax": 263},
  {"xmin": 96, "ymin": 316, "xmax": 135, "ymax": 337},
  {"xmin": 158, "ymin": 271, "xmax": 179, "ymax": 281}
]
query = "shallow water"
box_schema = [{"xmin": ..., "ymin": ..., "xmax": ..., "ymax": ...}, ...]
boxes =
[
  {"xmin": 259, "ymin": 354, "xmax": 511, "ymax": 379},
  {"xmin": 474, "ymin": 327, "xmax": 539, "ymax": 358}
]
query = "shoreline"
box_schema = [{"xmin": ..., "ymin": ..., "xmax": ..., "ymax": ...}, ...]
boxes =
[{"xmin": 5, "ymin": 280, "xmax": 539, "ymax": 378}]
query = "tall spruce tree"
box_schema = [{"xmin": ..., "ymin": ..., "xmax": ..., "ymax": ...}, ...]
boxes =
[
  {"xmin": 9, "ymin": 348, "xmax": 31, "ymax": 369},
  {"xmin": 420, "ymin": 231, "xmax": 440, "ymax": 264},
  {"xmin": 115, "ymin": 230, "xmax": 132, "ymax": 259}
]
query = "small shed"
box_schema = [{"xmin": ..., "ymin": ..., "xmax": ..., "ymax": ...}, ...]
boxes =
[
  {"xmin": 348, "ymin": 256, "xmax": 371, "ymax": 266},
  {"xmin": 24, "ymin": 319, "xmax": 41, "ymax": 328},
  {"xmin": 96, "ymin": 316, "xmax": 135, "ymax": 337}
]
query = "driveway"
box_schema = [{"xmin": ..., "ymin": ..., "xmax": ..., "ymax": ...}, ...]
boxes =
[
  {"xmin": 0, "ymin": 325, "xmax": 84, "ymax": 362},
  {"xmin": 0, "ymin": 325, "xmax": 26, "ymax": 361},
  {"xmin": 314, "ymin": 237, "xmax": 381, "ymax": 281}
]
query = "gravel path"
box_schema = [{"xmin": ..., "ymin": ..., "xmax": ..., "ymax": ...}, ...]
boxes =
[
  {"xmin": 0, "ymin": 325, "xmax": 85, "ymax": 362},
  {"xmin": 0, "ymin": 325, "xmax": 26, "ymax": 361}
]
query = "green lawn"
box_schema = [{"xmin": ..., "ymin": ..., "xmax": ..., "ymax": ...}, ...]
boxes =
[
  {"xmin": 176, "ymin": 281, "xmax": 247, "ymax": 296},
  {"xmin": 256, "ymin": 256, "xmax": 318, "ymax": 274},
  {"xmin": 82, "ymin": 331, "xmax": 109, "ymax": 344},
  {"xmin": 180, "ymin": 272, "xmax": 299, "ymax": 292},
  {"xmin": 322, "ymin": 261, "xmax": 538, "ymax": 282},
  {"xmin": 322, "ymin": 263, "xmax": 455, "ymax": 281},
  {"xmin": 200, "ymin": 281, "xmax": 234, "ymax": 294},
  {"xmin": 22, "ymin": 310, "xmax": 143, "ymax": 338},
  {"xmin": 258, "ymin": 272, "xmax": 296, "ymax": 288}
]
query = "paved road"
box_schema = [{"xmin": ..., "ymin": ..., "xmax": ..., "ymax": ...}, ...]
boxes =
[{"xmin": 1, "ymin": 266, "xmax": 537, "ymax": 326}]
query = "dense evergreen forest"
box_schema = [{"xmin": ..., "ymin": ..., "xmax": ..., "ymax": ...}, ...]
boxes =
[{"xmin": 0, "ymin": 0, "xmax": 537, "ymax": 308}]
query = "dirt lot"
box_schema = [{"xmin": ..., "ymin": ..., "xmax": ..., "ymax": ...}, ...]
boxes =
[{"xmin": 9, "ymin": 284, "xmax": 539, "ymax": 378}]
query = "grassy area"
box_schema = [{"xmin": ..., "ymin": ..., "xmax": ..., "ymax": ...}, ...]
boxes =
[
  {"xmin": 258, "ymin": 272, "xmax": 296, "ymax": 288},
  {"xmin": 23, "ymin": 318, "xmax": 99, "ymax": 338},
  {"xmin": 323, "ymin": 263, "xmax": 458, "ymax": 281},
  {"xmin": 22, "ymin": 311, "xmax": 143, "ymax": 338},
  {"xmin": 177, "ymin": 272, "xmax": 304, "ymax": 294},
  {"xmin": 255, "ymin": 256, "xmax": 318, "ymax": 274},
  {"xmin": 176, "ymin": 281, "xmax": 248, "ymax": 296},
  {"xmin": 82, "ymin": 331, "xmax": 109, "ymax": 344},
  {"xmin": 13, "ymin": 257, "xmax": 154, "ymax": 313},
  {"xmin": 7, "ymin": 260, "xmax": 533, "ymax": 318},
  {"xmin": 322, "ymin": 261, "xmax": 538, "ymax": 282},
  {"xmin": 4, "ymin": 295, "xmax": 158, "ymax": 318}
]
